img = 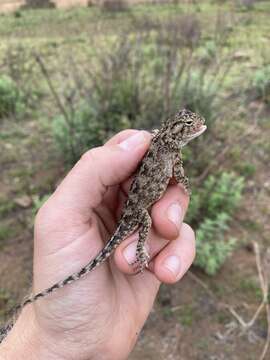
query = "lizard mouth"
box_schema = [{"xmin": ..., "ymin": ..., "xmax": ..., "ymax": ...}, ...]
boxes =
[{"xmin": 188, "ymin": 124, "xmax": 207, "ymax": 140}]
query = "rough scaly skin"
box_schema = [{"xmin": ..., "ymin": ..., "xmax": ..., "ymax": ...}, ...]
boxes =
[{"xmin": 0, "ymin": 108, "xmax": 206, "ymax": 343}]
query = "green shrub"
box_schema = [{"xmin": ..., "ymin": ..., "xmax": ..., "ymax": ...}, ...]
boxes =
[
  {"xmin": 53, "ymin": 104, "xmax": 102, "ymax": 164},
  {"xmin": 3, "ymin": 46, "xmax": 43, "ymax": 113},
  {"xmin": 248, "ymin": 65, "xmax": 270, "ymax": 105},
  {"xmin": 51, "ymin": 28, "xmax": 231, "ymax": 163},
  {"xmin": 0, "ymin": 76, "xmax": 24, "ymax": 119},
  {"xmin": 187, "ymin": 172, "xmax": 244, "ymax": 275},
  {"xmin": 187, "ymin": 172, "xmax": 244, "ymax": 223},
  {"xmin": 195, "ymin": 213, "xmax": 236, "ymax": 276},
  {"xmin": 200, "ymin": 172, "xmax": 244, "ymax": 219},
  {"xmin": 236, "ymin": 162, "xmax": 256, "ymax": 177},
  {"xmin": 53, "ymin": 92, "xmax": 132, "ymax": 164},
  {"xmin": 0, "ymin": 225, "xmax": 14, "ymax": 246},
  {"xmin": 14, "ymin": 10, "xmax": 22, "ymax": 18}
]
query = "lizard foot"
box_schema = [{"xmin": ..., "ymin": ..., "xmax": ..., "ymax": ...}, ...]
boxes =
[
  {"xmin": 184, "ymin": 186, "xmax": 192, "ymax": 196},
  {"xmin": 132, "ymin": 247, "xmax": 150, "ymax": 273}
]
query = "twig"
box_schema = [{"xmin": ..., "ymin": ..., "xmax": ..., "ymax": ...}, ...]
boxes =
[
  {"xmin": 171, "ymin": 305, "xmax": 182, "ymax": 312},
  {"xmin": 34, "ymin": 52, "xmax": 78, "ymax": 161},
  {"xmin": 260, "ymin": 301, "xmax": 270, "ymax": 360},
  {"xmin": 188, "ymin": 271, "xmax": 249, "ymax": 326},
  {"xmin": 34, "ymin": 53, "xmax": 70, "ymax": 123},
  {"xmin": 222, "ymin": 246, "xmax": 266, "ymax": 331},
  {"xmin": 253, "ymin": 242, "xmax": 270, "ymax": 360},
  {"xmin": 188, "ymin": 242, "xmax": 270, "ymax": 359}
]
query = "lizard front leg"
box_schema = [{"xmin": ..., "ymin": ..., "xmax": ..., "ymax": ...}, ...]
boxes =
[
  {"xmin": 133, "ymin": 209, "xmax": 152, "ymax": 273},
  {"xmin": 173, "ymin": 152, "xmax": 191, "ymax": 195}
]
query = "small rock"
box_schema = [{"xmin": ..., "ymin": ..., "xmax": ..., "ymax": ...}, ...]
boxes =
[
  {"xmin": 232, "ymin": 50, "xmax": 250, "ymax": 61},
  {"xmin": 4, "ymin": 143, "xmax": 13, "ymax": 150},
  {"xmin": 14, "ymin": 195, "xmax": 32, "ymax": 208},
  {"xmin": 264, "ymin": 181, "xmax": 270, "ymax": 189}
]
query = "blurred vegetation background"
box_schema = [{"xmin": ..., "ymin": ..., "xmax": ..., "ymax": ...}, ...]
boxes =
[{"xmin": 0, "ymin": 0, "xmax": 269, "ymax": 359}]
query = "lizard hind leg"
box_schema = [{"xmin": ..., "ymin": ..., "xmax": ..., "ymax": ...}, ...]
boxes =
[{"xmin": 132, "ymin": 210, "xmax": 152, "ymax": 273}]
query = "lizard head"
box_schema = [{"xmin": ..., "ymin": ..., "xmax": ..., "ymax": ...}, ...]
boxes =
[{"xmin": 167, "ymin": 109, "xmax": 207, "ymax": 147}]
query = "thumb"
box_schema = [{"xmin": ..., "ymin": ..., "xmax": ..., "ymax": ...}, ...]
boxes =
[{"xmin": 52, "ymin": 130, "xmax": 151, "ymax": 212}]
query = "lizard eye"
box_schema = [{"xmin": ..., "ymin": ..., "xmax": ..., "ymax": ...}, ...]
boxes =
[{"xmin": 185, "ymin": 119, "xmax": 193, "ymax": 126}]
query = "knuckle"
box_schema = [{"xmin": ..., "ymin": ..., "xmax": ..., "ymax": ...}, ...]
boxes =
[
  {"xmin": 80, "ymin": 147, "xmax": 101, "ymax": 164},
  {"xmin": 34, "ymin": 196, "xmax": 52, "ymax": 227}
]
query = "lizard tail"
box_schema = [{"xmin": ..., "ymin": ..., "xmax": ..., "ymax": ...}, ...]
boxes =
[
  {"xmin": 0, "ymin": 223, "xmax": 133, "ymax": 344},
  {"xmin": 21, "ymin": 230, "xmax": 125, "ymax": 309}
]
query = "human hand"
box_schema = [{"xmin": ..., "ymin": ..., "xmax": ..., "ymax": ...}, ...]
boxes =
[{"xmin": 1, "ymin": 130, "xmax": 195, "ymax": 360}]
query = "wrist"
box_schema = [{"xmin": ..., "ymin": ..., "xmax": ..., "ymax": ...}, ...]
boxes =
[
  {"xmin": 0, "ymin": 306, "xmax": 58, "ymax": 360},
  {"xmin": 0, "ymin": 306, "xmax": 103, "ymax": 360}
]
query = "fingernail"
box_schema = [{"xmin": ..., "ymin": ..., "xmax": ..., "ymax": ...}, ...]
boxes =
[
  {"xmin": 123, "ymin": 241, "xmax": 137, "ymax": 264},
  {"xmin": 167, "ymin": 202, "xmax": 182, "ymax": 230},
  {"xmin": 163, "ymin": 256, "xmax": 181, "ymax": 277},
  {"xmin": 118, "ymin": 132, "xmax": 147, "ymax": 150}
]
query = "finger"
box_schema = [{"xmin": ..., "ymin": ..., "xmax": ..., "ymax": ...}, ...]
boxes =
[
  {"xmin": 100, "ymin": 130, "xmax": 149, "ymax": 216},
  {"xmin": 100, "ymin": 130, "xmax": 139, "ymax": 214},
  {"xmin": 153, "ymin": 223, "xmax": 195, "ymax": 283},
  {"xmin": 113, "ymin": 235, "xmax": 161, "ymax": 317},
  {"xmin": 100, "ymin": 131, "xmax": 141, "ymax": 214},
  {"xmin": 50, "ymin": 131, "xmax": 151, "ymax": 215},
  {"xmin": 114, "ymin": 223, "xmax": 195, "ymax": 282},
  {"xmin": 151, "ymin": 184, "xmax": 189, "ymax": 240},
  {"xmin": 114, "ymin": 229, "xmax": 168, "ymax": 275},
  {"xmin": 104, "ymin": 129, "xmax": 140, "ymax": 146},
  {"xmin": 114, "ymin": 184, "xmax": 190, "ymax": 272}
]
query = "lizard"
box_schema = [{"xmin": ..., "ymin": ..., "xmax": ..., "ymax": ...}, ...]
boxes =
[{"xmin": 0, "ymin": 108, "xmax": 206, "ymax": 343}]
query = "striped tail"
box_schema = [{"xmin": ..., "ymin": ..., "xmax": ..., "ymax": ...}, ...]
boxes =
[
  {"xmin": 0, "ymin": 322, "xmax": 13, "ymax": 344},
  {"xmin": 0, "ymin": 222, "xmax": 134, "ymax": 344},
  {"xmin": 21, "ymin": 227, "xmax": 130, "ymax": 309}
]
